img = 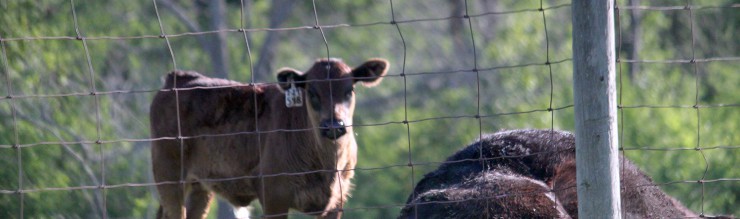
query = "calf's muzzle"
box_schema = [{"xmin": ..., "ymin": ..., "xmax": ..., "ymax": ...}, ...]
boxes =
[{"xmin": 320, "ymin": 119, "xmax": 347, "ymax": 140}]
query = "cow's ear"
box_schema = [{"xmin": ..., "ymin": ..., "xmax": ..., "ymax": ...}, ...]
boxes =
[
  {"xmin": 351, "ymin": 58, "xmax": 389, "ymax": 87},
  {"xmin": 276, "ymin": 68, "xmax": 306, "ymax": 90}
]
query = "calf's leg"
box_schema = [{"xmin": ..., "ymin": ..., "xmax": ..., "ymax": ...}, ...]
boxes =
[
  {"xmin": 152, "ymin": 141, "xmax": 186, "ymax": 219},
  {"xmin": 258, "ymin": 179, "xmax": 290, "ymax": 219},
  {"xmin": 261, "ymin": 202, "xmax": 289, "ymax": 219},
  {"xmin": 185, "ymin": 182, "xmax": 215, "ymax": 219},
  {"xmin": 155, "ymin": 183, "xmax": 185, "ymax": 219}
]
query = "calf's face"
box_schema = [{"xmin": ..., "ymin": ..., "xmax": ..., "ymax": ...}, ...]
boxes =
[{"xmin": 278, "ymin": 58, "xmax": 389, "ymax": 140}]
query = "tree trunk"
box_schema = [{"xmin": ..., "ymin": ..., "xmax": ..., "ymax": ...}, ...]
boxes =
[
  {"xmin": 253, "ymin": 0, "xmax": 295, "ymax": 82},
  {"xmin": 205, "ymin": 0, "xmax": 230, "ymax": 79},
  {"xmin": 157, "ymin": 0, "xmax": 230, "ymax": 78},
  {"xmin": 446, "ymin": 0, "xmax": 475, "ymax": 87},
  {"xmin": 448, "ymin": 0, "xmax": 471, "ymax": 59}
]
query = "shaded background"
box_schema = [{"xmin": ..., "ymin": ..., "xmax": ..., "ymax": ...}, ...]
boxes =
[{"xmin": 1, "ymin": 0, "xmax": 738, "ymax": 218}]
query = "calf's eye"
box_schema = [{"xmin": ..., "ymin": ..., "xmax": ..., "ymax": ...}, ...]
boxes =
[{"xmin": 309, "ymin": 89, "xmax": 321, "ymax": 111}]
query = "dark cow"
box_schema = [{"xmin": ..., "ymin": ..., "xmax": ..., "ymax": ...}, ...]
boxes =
[
  {"xmin": 399, "ymin": 129, "xmax": 715, "ymax": 219},
  {"xmin": 150, "ymin": 58, "xmax": 389, "ymax": 219}
]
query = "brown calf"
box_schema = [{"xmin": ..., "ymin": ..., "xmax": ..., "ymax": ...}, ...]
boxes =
[{"xmin": 150, "ymin": 58, "xmax": 389, "ymax": 219}]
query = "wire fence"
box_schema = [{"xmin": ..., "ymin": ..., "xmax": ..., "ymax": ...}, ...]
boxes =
[
  {"xmin": 1, "ymin": 0, "xmax": 738, "ymax": 218},
  {"xmin": 615, "ymin": 1, "xmax": 740, "ymax": 218}
]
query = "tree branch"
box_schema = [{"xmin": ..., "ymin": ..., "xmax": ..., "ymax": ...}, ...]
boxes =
[
  {"xmin": 157, "ymin": 0, "xmax": 211, "ymax": 61},
  {"xmin": 3, "ymin": 109, "xmax": 104, "ymax": 217},
  {"xmin": 157, "ymin": 0, "xmax": 202, "ymax": 33}
]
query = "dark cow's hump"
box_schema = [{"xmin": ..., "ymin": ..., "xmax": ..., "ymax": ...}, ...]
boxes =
[
  {"xmin": 436, "ymin": 129, "xmax": 574, "ymax": 176},
  {"xmin": 478, "ymin": 129, "xmax": 575, "ymax": 154},
  {"xmin": 401, "ymin": 171, "xmax": 570, "ymax": 219},
  {"xmin": 163, "ymin": 70, "xmax": 244, "ymax": 89},
  {"xmin": 408, "ymin": 129, "xmax": 575, "ymax": 201},
  {"xmin": 405, "ymin": 129, "xmax": 576, "ymax": 209},
  {"xmin": 445, "ymin": 129, "xmax": 573, "ymax": 162}
]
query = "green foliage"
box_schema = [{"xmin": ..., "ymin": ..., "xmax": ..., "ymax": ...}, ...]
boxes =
[{"xmin": 1, "ymin": 0, "xmax": 737, "ymax": 218}]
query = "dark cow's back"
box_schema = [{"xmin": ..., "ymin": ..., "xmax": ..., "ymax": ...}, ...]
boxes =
[
  {"xmin": 402, "ymin": 171, "xmax": 570, "ymax": 218},
  {"xmin": 399, "ymin": 129, "xmax": 698, "ymax": 219}
]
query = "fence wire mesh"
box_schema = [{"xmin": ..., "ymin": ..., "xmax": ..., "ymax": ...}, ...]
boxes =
[{"xmin": 0, "ymin": 0, "xmax": 738, "ymax": 218}]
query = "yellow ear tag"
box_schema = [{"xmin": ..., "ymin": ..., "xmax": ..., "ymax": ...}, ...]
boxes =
[{"xmin": 285, "ymin": 78, "xmax": 303, "ymax": 108}]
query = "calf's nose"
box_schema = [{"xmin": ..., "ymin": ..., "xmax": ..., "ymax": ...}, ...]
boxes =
[{"xmin": 320, "ymin": 119, "xmax": 347, "ymax": 140}]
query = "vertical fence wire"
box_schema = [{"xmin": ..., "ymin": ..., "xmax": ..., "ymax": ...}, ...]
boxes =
[
  {"xmin": 150, "ymin": 1, "xmax": 186, "ymax": 218},
  {"xmin": 310, "ymin": 0, "xmax": 346, "ymax": 216},
  {"xmin": 236, "ymin": 0, "xmax": 265, "ymax": 218},
  {"xmin": 686, "ymin": 2, "xmax": 710, "ymax": 216},
  {"xmin": 1, "ymin": 31, "xmax": 24, "ymax": 219},
  {"xmin": 68, "ymin": 0, "xmax": 108, "ymax": 217},
  {"xmin": 462, "ymin": 0, "xmax": 488, "ymax": 216},
  {"xmin": 387, "ymin": 0, "xmax": 417, "ymax": 217},
  {"xmin": 540, "ymin": 0, "xmax": 556, "ymax": 133}
]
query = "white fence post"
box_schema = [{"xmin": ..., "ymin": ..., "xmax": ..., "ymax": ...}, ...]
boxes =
[{"xmin": 572, "ymin": 0, "xmax": 621, "ymax": 218}]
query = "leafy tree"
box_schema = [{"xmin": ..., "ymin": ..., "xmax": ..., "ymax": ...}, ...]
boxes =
[{"xmin": 1, "ymin": 0, "xmax": 737, "ymax": 218}]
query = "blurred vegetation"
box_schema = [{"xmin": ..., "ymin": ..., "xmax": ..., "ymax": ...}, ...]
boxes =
[{"xmin": 1, "ymin": 0, "xmax": 738, "ymax": 218}]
